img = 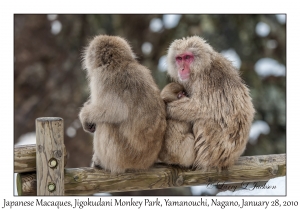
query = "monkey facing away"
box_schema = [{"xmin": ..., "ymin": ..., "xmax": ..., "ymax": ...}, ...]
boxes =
[
  {"xmin": 158, "ymin": 82, "xmax": 195, "ymax": 167},
  {"xmin": 79, "ymin": 35, "xmax": 166, "ymax": 174},
  {"xmin": 165, "ymin": 36, "xmax": 255, "ymax": 170}
]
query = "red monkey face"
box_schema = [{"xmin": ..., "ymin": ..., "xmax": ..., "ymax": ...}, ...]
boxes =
[
  {"xmin": 167, "ymin": 36, "xmax": 215, "ymax": 84},
  {"xmin": 175, "ymin": 52, "xmax": 194, "ymax": 81}
]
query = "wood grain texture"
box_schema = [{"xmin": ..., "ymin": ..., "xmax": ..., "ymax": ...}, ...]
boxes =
[
  {"xmin": 17, "ymin": 153, "xmax": 286, "ymax": 196},
  {"xmin": 14, "ymin": 144, "xmax": 67, "ymax": 173},
  {"xmin": 36, "ymin": 117, "xmax": 64, "ymax": 195},
  {"xmin": 16, "ymin": 172, "xmax": 37, "ymax": 196}
]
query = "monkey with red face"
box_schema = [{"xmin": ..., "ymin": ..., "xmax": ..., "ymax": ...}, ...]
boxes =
[
  {"xmin": 158, "ymin": 82, "xmax": 195, "ymax": 167},
  {"xmin": 164, "ymin": 36, "xmax": 255, "ymax": 170}
]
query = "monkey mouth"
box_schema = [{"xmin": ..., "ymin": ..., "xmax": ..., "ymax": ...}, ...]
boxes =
[{"xmin": 178, "ymin": 72, "xmax": 190, "ymax": 81}]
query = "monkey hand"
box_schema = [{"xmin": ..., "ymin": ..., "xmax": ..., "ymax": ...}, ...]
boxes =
[
  {"xmin": 167, "ymin": 97, "xmax": 201, "ymax": 121},
  {"xmin": 79, "ymin": 104, "xmax": 97, "ymax": 133},
  {"xmin": 79, "ymin": 99, "xmax": 96, "ymax": 133},
  {"xmin": 177, "ymin": 91, "xmax": 188, "ymax": 99},
  {"xmin": 83, "ymin": 122, "xmax": 96, "ymax": 133}
]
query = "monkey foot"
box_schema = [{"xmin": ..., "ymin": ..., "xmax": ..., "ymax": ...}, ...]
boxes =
[{"xmin": 93, "ymin": 163, "xmax": 103, "ymax": 169}]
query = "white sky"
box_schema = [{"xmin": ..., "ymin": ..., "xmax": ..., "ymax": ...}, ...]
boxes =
[{"xmin": 3, "ymin": 0, "xmax": 298, "ymax": 205}]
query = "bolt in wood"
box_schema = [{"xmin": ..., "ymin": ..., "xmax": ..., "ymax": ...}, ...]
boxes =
[
  {"xmin": 48, "ymin": 158, "xmax": 58, "ymax": 168},
  {"xmin": 48, "ymin": 183, "xmax": 56, "ymax": 192}
]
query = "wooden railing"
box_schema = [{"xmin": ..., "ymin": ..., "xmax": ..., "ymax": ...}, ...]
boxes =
[{"xmin": 14, "ymin": 117, "xmax": 286, "ymax": 196}]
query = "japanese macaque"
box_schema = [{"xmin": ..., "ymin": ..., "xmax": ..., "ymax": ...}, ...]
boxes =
[
  {"xmin": 79, "ymin": 35, "xmax": 166, "ymax": 174},
  {"xmin": 165, "ymin": 36, "xmax": 255, "ymax": 170},
  {"xmin": 158, "ymin": 82, "xmax": 195, "ymax": 167}
]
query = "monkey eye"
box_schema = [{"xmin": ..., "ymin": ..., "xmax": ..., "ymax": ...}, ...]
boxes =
[
  {"xmin": 176, "ymin": 57, "xmax": 182, "ymax": 61},
  {"xmin": 185, "ymin": 55, "xmax": 190, "ymax": 59}
]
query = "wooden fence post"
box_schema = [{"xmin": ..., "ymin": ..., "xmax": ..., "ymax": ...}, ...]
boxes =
[{"xmin": 36, "ymin": 117, "xmax": 64, "ymax": 195}]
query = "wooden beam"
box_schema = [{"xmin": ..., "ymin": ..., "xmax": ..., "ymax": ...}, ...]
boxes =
[
  {"xmin": 17, "ymin": 153, "xmax": 286, "ymax": 196},
  {"xmin": 16, "ymin": 172, "xmax": 37, "ymax": 196},
  {"xmin": 14, "ymin": 144, "xmax": 67, "ymax": 173}
]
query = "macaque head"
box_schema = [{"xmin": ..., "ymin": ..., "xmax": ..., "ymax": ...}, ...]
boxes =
[
  {"xmin": 161, "ymin": 82, "xmax": 188, "ymax": 103},
  {"xmin": 82, "ymin": 35, "xmax": 136, "ymax": 74},
  {"xmin": 167, "ymin": 36, "xmax": 215, "ymax": 83}
]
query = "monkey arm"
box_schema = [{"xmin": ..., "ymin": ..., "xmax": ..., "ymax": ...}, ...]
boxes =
[
  {"xmin": 79, "ymin": 98, "xmax": 129, "ymax": 126},
  {"xmin": 166, "ymin": 97, "xmax": 202, "ymax": 121}
]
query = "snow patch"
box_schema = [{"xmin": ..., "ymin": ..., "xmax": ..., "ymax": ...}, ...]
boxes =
[
  {"xmin": 51, "ymin": 20, "xmax": 62, "ymax": 35},
  {"xmin": 276, "ymin": 14, "xmax": 286, "ymax": 24},
  {"xmin": 16, "ymin": 132, "xmax": 36, "ymax": 145},
  {"xmin": 191, "ymin": 185, "xmax": 218, "ymax": 196},
  {"xmin": 47, "ymin": 14, "xmax": 58, "ymax": 21},
  {"xmin": 254, "ymin": 58, "xmax": 286, "ymax": 78},
  {"xmin": 149, "ymin": 18, "xmax": 163, "ymax": 33},
  {"xmin": 256, "ymin": 22, "xmax": 270, "ymax": 37},
  {"xmin": 163, "ymin": 15, "xmax": 181, "ymax": 29},
  {"xmin": 221, "ymin": 49, "xmax": 241, "ymax": 70},
  {"xmin": 249, "ymin": 120, "xmax": 270, "ymax": 145},
  {"xmin": 66, "ymin": 126, "xmax": 76, "ymax": 138},
  {"xmin": 158, "ymin": 55, "xmax": 167, "ymax": 72},
  {"xmin": 142, "ymin": 42, "xmax": 153, "ymax": 55}
]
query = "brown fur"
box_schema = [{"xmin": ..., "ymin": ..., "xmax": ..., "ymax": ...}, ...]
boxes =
[
  {"xmin": 79, "ymin": 35, "xmax": 167, "ymax": 174},
  {"xmin": 158, "ymin": 82, "xmax": 195, "ymax": 167},
  {"xmin": 165, "ymin": 36, "xmax": 255, "ymax": 170}
]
